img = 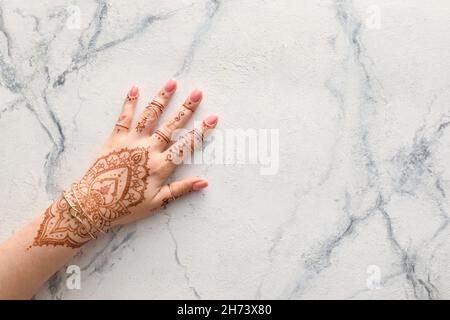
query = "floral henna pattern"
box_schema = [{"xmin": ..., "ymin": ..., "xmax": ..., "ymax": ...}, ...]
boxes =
[
  {"xmin": 174, "ymin": 110, "xmax": 186, "ymax": 121},
  {"xmin": 135, "ymin": 114, "xmax": 149, "ymax": 133},
  {"xmin": 32, "ymin": 197, "xmax": 94, "ymax": 248},
  {"xmin": 32, "ymin": 148, "xmax": 150, "ymax": 249},
  {"xmin": 135, "ymin": 101, "xmax": 164, "ymax": 133}
]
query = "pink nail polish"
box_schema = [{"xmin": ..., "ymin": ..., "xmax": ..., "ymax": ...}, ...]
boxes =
[
  {"xmin": 164, "ymin": 79, "xmax": 177, "ymax": 93},
  {"xmin": 129, "ymin": 85, "xmax": 139, "ymax": 97},
  {"xmin": 193, "ymin": 180, "xmax": 208, "ymax": 191},
  {"xmin": 190, "ymin": 89, "xmax": 202, "ymax": 103},
  {"xmin": 204, "ymin": 114, "xmax": 218, "ymax": 126}
]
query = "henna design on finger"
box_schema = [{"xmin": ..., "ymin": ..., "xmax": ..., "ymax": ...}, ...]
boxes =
[
  {"xmin": 174, "ymin": 110, "xmax": 186, "ymax": 122},
  {"xmin": 136, "ymin": 106, "xmax": 158, "ymax": 133},
  {"xmin": 115, "ymin": 124, "xmax": 129, "ymax": 130},
  {"xmin": 32, "ymin": 148, "xmax": 150, "ymax": 249},
  {"xmin": 149, "ymin": 100, "xmax": 165, "ymax": 113},
  {"xmin": 165, "ymin": 150, "xmax": 174, "ymax": 162},
  {"xmin": 115, "ymin": 114, "xmax": 130, "ymax": 132},
  {"xmin": 163, "ymin": 105, "xmax": 193, "ymax": 133},
  {"xmin": 154, "ymin": 129, "xmax": 171, "ymax": 144},
  {"xmin": 160, "ymin": 184, "xmax": 179, "ymax": 208},
  {"xmin": 161, "ymin": 198, "xmax": 170, "ymax": 207},
  {"xmin": 165, "ymin": 135, "xmax": 193, "ymax": 163},
  {"xmin": 126, "ymin": 94, "xmax": 138, "ymax": 102},
  {"xmin": 165, "ymin": 124, "xmax": 208, "ymax": 164},
  {"xmin": 126, "ymin": 86, "xmax": 139, "ymax": 102},
  {"xmin": 135, "ymin": 114, "xmax": 148, "ymax": 133},
  {"xmin": 135, "ymin": 100, "xmax": 165, "ymax": 133},
  {"xmin": 182, "ymin": 103, "xmax": 195, "ymax": 113},
  {"xmin": 202, "ymin": 119, "xmax": 215, "ymax": 130},
  {"xmin": 191, "ymin": 128, "xmax": 204, "ymax": 144}
]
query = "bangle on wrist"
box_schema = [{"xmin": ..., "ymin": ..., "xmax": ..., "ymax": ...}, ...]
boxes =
[{"xmin": 61, "ymin": 184, "xmax": 108, "ymax": 239}]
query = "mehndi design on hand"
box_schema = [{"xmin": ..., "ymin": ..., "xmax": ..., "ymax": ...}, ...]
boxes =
[
  {"xmin": 31, "ymin": 80, "xmax": 217, "ymax": 249},
  {"xmin": 33, "ymin": 148, "xmax": 149, "ymax": 248}
]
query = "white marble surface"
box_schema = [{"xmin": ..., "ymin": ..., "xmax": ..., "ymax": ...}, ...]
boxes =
[{"xmin": 0, "ymin": 0, "xmax": 450, "ymax": 299}]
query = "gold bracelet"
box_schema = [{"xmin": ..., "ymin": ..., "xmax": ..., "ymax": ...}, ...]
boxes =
[
  {"xmin": 71, "ymin": 184, "xmax": 106, "ymax": 235},
  {"xmin": 62, "ymin": 192, "xmax": 97, "ymax": 240}
]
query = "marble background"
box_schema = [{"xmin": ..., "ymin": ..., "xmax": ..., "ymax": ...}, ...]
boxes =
[{"xmin": 0, "ymin": 0, "xmax": 449, "ymax": 299}]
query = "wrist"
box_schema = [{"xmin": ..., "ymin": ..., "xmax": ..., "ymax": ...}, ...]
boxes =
[{"xmin": 31, "ymin": 193, "xmax": 99, "ymax": 249}]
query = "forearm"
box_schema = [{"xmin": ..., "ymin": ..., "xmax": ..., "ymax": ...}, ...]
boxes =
[{"xmin": 0, "ymin": 207, "xmax": 80, "ymax": 299}]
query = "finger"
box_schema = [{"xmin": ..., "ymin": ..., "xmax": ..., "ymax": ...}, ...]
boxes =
[
  {"xmin": 154, "ymin": 177, "xmax": 209, "ymax": 208},
  {"xmin": 152, "ymin": 89, "xmax": 203, "ymax": 151},
  {"xmin": 134, "ymin": 79, "xmax": 177, "ymax": 136},
  {"xmin": 163, "ymin": 114, "xmax": 219, "ymax": 166},
  {"xmin": 113, "ymin": 85, "xmax": 139, "ymax": 135}
]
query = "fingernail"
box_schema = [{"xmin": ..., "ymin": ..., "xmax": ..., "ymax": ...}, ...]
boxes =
[
  {"xmin": 204, "ymin": 114, "xmax": 218, "ymax": 126},
  {"xmin": 129, "ymin": 85, "xmax": 139, "ymax": 97},
  {"xmin": 164, "ymin": 79, "xmax": 177, "ymax": 93},
  {"xmin": 193, "ymin": 180, "xmax": 208, "ymax": 191},
  {"xmin": 190, "ymin": 89, "xmax": 202, "ymax": 103}
]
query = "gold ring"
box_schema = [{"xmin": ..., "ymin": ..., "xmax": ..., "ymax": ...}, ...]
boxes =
[
  {"xmin": 149, "ymin": 100, "xmax": 165, "ymax": 112},
  {"xmin": 168, "ymin": 184, "xmax": 176, "ymax": 201}
]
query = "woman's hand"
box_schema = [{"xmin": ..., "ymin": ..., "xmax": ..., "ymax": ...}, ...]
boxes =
[{"xmin": 32, "ymin": 80, "xmax": 218, "ymax": 249}]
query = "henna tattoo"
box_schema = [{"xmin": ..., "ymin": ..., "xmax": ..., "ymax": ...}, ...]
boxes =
[
  {"xmin": 160, "ymin": 184, "xmax": 179, "ymax": 208},
  {"xmin": 135, "ymin": 115, "xmax": 148, "ymax": 133},
  {"xmin": 31, "ymin": 197, "xmax": 93, "ymax": 248},
  {"xmin": 154, "ymin": 129, "xmax": 171, "ymax": 144},
  {"xmin": 135, "ymin": 100, "xmax": 165, "ymax": 133},
  {"xmin": 162, "ymin": 107, "xmax": 192, "ymax": 134},
  {"xmin": 116, "ymin": 114, "xmax": 130, "ymax": 130},
  {"xmin": 115, "ymin": 124, "xmax": 129, "ymax": 130},
  {"xmin": 62, "ymin": 191, "xmax": 98, "ymax": 239},
  {"xmin": 174, "ymin": 110, "xmax": 185, "ymax": 122},
  {"xmin": 191, "ymin": 128, "xmax": 204, "ymax": 145},
  {"xmin": 161, "ymin": 197, "xmax": 171, "ymax": 207},
  {"xmin": 165, "ymin": 124, "xmax": 209, "ymax": 163},
  {"xmin": 149, "ymin": 100, "xmax": 165, "ymax": 113},
  {"xmin": 136, "ymin": 105, "xmax": 158, "ymax": 133},
  {"xmin": 161, "ymin": 195, "xmax": 180, "ymax": 208},
  {"xmin": 32, "ymin": 148, "xmax": 150, "ymax": 249},
  {"xmin": 202, "ymin": 119, "xmax": 214, "ymax": 130},
  {"xmin": 166, "ymin": 136, "xmax": 191, "ymax": 163},
  {"xmin": 126, "ymin": 90, "xmax": 139, "ymax": 102},
  {"xmin": 173, "ymin": 104, "xmax": 193, "ymax": 124},
  {"xmin": 126, "ymin": 94, "xmax": 137, "ymax": 102},
  {"xmin": 166, "ymin": 151, "xmax": 174, "ymax": 162},
  {"xmin": 182, "ymin": 103, "xmax": 195, "ymax": 113}
]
